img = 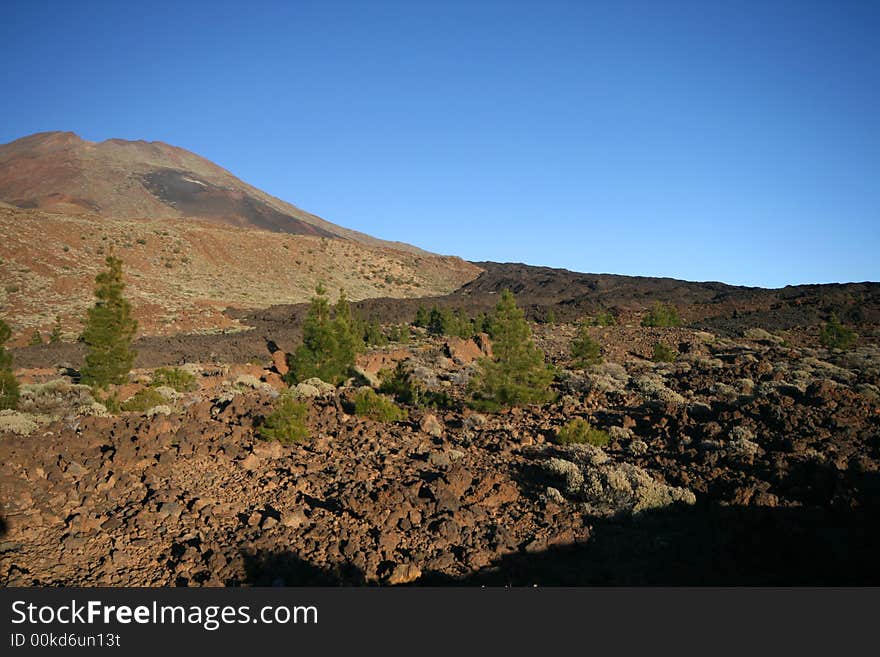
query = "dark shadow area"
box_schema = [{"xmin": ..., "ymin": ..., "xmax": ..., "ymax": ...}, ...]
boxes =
[
  {"xmin": 234, "ymin": 499, "xmax": 880, "ymax": 586},
  {"xmin": 235, "ymin": 464, "xmax": 880, "ymax": 586},
  {"xmin": 0, "ymin": 514, "xmax": 7, "ymax": 538},
  {"xmin": 421, "ymin": 502, "xmax": 880, "ymax": 585},
  {"xmin": 238, "ymin": 550, "xmax": 366, "ymax": 586}
]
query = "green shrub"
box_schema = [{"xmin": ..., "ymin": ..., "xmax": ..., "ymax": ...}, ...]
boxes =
[
  {"xmin": 555, "ymin": 418, "xmax": 609, "ymax": 447},
  {"xmin": 28, "ymin": 330, "xmax": 43, "ymax": 346},
  {"xmin": 651, "ymin": 342, "xmax": 677, "ymax": 363},
  {"xmin": 0, "ymin": 370, "xmax": 18, "ymax": 410},
  {"xmin": 121, "ymin": 388, "xmax": 166, "ymax": 412},
  {"xmin": 353, "ymin": 388, "xmax": 408, "ymax": 422},
  {"xmin": 592, "ymin": 311, "xmax": 617, "ymax": 327},
  {"xmin": 150, "ymin": 367, "xmax": 197, "ymax": 392},
  {"xmin": 570, "ymin": 321, "xmax": 603, "ymax": 367},
  {"xmin": 80, "ymin": 256, "xmax": 138, "ymax": 389},
  {"xmin": 379, "ymin": 362, "xmax": 453, "ymax": 410},
  {"xmin": 819, "ymin": 314, "xmax": 856, "ymax": 351},
  {"xmin": 0, "ymin": 319, "xmax": 19, "ymax": 410},
  {"xmin": 259, "ymin": 395, "xmax": 309, "ymax": 444},
  {"xmin": 387, "ymin": 324, "xmax": 411, "ymax": 344},
  {"xmin": 468, "ymin": 290, "xmax": 554, "ymax": 410},
  {"xmin": 641, "ymin": 302, "xmax": 682, "ymax": 327}
]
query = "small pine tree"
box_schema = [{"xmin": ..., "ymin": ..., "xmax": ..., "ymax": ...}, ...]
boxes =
[
  {"xmin": 469, "ymin": 290, "xmax": 554, "ymax": 410},
  {"xmin": 414, "ymin": 304, "xmax": 429, "ymax": 328},
  {"xmin": 452, "ymin": 308, "xmax": 473, "ymax": 338},
  {"xmin": 363, "ymin": 320, "xmax": 389, "ymax": 346},
  {"xmin": 80, "ymin": 256, "xmax": 138, "ymax": 389},
  {"xmin": 286, "ymin": 286, "xmax": 357, "ymax": 385},
  {"xmin": 570, "ymin": 321, "xmax": 602, "ymax": 367},
  {"xmin": 333, "ymin": 290, "xmax": 361, "ymax": 360},
  {"xmin": 544, "ymin": 309, "xmax": 557, "ymax": 325},
  {"xmin": 427, "ymin": 306, "xmax": 447, "ymax": 335},
  {"xmin": 0, "ymin": 319, "xmax": 20, "ymax": 410},
  {"xmin": 387, "ymin": 324, "xmax": 410, "ymax": 343},
  {"xmin": 474, "ymin": 312, "xmax": 492, "ymax": 334},
  {"xmin": 819, "ymin": 314, "xmax": 856, "ymax": 351},
  {"xmin": 652, "ymin": 342, "xmax": 677, "ymax": 363},
  {"xmin": 28, "ymin": 329, "xmax": 43, "ymax": 346},
  {"xmin": 641, "ymin": 301, "xmax": 682, "ymax": 327},
  {"xmin": 49, "ymin": 316, "xmax": 63, "ymax": 343},
  {"xmin": 592, "ymin": 311, "xmax": 617, "ymax": 327}
]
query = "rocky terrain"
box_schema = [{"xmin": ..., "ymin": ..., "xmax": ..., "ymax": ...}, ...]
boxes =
[
  {"xmin": 2, "ymin": 321, "xmax": 878, "ymax": 586},
  {"xmin": 1, "ymin": 130, "xmax": 878, "ymax": 587}
]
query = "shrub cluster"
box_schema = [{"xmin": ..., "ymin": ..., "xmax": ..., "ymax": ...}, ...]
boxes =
[
  {"xmin": 379, "ymin": 362, "xmax": 454, "ymax": 410},
  {"xmin": 651, "ymin": 342, "xmax": 677, "ymax": 363},
  {"xmin": 121, "ymin": 388, "xmax": 166, "ymax": 412},
  {"xmin": 555, "ymin": 418, "xmax": 610, "ymax": 447},
  {"xmin": 353, "ymin": 388, "xmax": 408, "ymax": 422},
  {"xmin": 150, "ymin": 367, "xmax": 197, "ymax": 392},
  {"xmin": 259, "ymin": 395, "xmax": 310, "ymax": 444},
  {"xmin": 414, "ymin": 304, "xmax": 491, "ymax": 338},
  {"xmin": 641, "ymin": 302, "xmax": 682, "ymax": 327}
]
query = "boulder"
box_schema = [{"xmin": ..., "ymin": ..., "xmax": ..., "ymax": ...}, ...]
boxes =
[
  {"xmin": 271, "ymin": 350, "xmax": 289, "ymax": 376},
  {"xmin": 445, "ymin": 337, "xmax": 483, "ymax": 364}
]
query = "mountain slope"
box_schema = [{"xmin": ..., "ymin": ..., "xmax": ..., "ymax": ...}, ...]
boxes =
[
  {"xmin": 0, "ymin": 131, "xmax": 423, "ymax": 253},
  {"xmin": 0, "ymin": 207, "xmax": 480, "ymax": 343}
]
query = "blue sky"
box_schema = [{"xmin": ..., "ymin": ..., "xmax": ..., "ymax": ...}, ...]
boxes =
[{"xmin": 2, "ymin": 0, "xmax": 878, "ymax": 287}]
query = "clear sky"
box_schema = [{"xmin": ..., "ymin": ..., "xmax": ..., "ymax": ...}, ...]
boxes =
[{"xmin": 1, "ymin": 1, "xmax": 878, "ymax": 287}]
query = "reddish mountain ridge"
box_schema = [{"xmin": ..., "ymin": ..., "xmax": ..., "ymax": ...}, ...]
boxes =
[{"xmin": 0, "ymin": 131, "xmax": 423, "ymax": 253}]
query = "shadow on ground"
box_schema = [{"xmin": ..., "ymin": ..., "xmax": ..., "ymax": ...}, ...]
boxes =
[{"xmin": 237, "ymin": 497, "xmax": 880, "ymax": 587}]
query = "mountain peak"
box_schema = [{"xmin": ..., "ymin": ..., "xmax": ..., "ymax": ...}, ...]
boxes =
[{"xmin": 0, "ymin": 131, "xmax": 425, "ymax": 252}]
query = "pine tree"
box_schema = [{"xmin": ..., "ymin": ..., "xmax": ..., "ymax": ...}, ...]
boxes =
[
  {"xmin": 49, "ymin": 316, "xmax": 63, "ymax": 343},
  {"xmin": 286, "ymin": 286, "xmax": 357, "ymax": 385},
  {"xmin": 469, "ymin": 290, "xmax": 554, "ymax": 410},
  {"xmin": 427, "ymin": 306, "xmax": 446, "ymax": 335},
  {"xmin": 641, "ymin": 301, "xmax": 682, "ymax": 327},
  {"xmin": 414, "ymin": 304, "xmax": 429, "ymax": 328},
  {"xmin": 819, "ymin": 314, "xmax": 856, "ymax": 351},
  {"xmin": 452, "ymin": 308, "xmax": 473, "ymax": 338},
  {"xmin": 80, "ymin": 256, "xmax": 138, "ymax": 389},
  {"xmin": 571, "ymin": 320, "xmax": 602, "ymax": 367},
  {"xmin": 0, "ymin": 319, "xmax": 19, "ymax": 409},
  {"xmin": 333, "ymin": 290, "xmax": 361, "ymax": 360},
  {"xmin": 28, "ymin": 329, "xmax": 43, "ymax": 346}
]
